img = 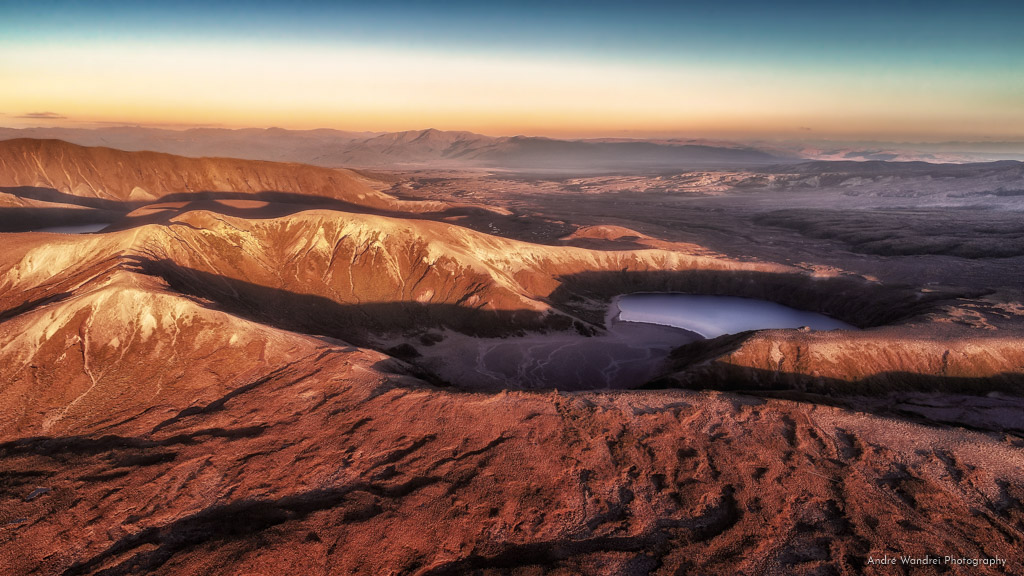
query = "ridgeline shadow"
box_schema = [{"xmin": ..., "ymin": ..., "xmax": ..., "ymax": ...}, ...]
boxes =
[
  {"xmin": 0, "ymin": 206, "xmax": 122, "ymax": 232},
  {"xmin": 120, "ymin": 256, "xmax": 564, "ymax": 345},
  {"xmin": 0, "ymin": 186, "xmax": 127, "ymax": 211},
  {"xmin": 0, "ymin": 291, "xmax": 74, "ymax": 322},
  {"xmin": 0, "ymin": 185, "xmax": 567, "ymax": 241}
]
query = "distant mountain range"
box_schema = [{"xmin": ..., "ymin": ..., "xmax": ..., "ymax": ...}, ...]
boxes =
[
  {"xmin": 0, "ymin": 126, "xmax": 786, "ymax": 172},
  {"xmin": 3, "ymin": 126, "xmax": 1023, "ymax": 171}
]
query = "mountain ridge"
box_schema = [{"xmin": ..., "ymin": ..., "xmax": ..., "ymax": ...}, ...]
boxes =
[{"xmin": 0, "ymin": 127, "xmax": 787, "ymax": 171}]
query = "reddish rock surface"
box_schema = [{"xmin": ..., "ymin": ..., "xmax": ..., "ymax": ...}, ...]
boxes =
[
  {"xmin": 1, "ymin": 140, "xmax": 1022, "ymax": 575},
  {"xmin": 0, "ymin": 138, "xmax": 384, "ymax": 205}
]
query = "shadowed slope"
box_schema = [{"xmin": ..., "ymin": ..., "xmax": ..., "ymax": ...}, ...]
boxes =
[{"xmin": 0, "ymin": 268, "xmax": 382, "ymax": 439}]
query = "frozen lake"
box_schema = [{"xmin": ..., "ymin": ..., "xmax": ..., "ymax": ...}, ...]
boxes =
[{"xmin": 616, "ymin": 293, "xmax": 856, "ymax": 338}]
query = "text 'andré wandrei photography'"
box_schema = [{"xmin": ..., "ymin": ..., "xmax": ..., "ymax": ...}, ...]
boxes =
[{"xmin": 1, "ymin": 1, "xmax": 1023, "ymax": 575}]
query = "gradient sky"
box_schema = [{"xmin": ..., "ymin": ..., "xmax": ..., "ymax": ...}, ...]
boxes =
[{"xmin": 1, "ymin": 0, "xmax": 1022, "ymax": 140}]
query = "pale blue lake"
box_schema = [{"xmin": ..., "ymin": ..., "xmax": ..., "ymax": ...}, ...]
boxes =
[{"xmin": 616, "ymin": 293, "xmax": 856, "ymax": 338}]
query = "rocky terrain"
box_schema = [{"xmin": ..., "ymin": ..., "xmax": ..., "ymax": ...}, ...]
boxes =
[{"xmin": 0, "ymin": 140, "xmax": 1022, "ymax": 574}]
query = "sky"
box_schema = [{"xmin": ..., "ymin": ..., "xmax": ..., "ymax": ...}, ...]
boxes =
[{"xmin": 1, "ymin": 0, "xmax": 1022, "ymax": 140}]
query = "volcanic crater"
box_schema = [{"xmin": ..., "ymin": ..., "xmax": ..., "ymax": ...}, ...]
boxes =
[{"xmin": 1, "ymin": 139, "xmax": 1023, "ymax": 575}]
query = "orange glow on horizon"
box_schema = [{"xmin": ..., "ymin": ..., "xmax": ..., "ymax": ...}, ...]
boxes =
[{"xmin": 2, "ymin": 40, "xmax": 1022, "ymax": 141}]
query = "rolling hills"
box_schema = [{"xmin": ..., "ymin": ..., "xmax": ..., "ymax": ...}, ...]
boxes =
[{"xmin": 0, "ymin": 139, "xmax": 1022, "ymax": 575}]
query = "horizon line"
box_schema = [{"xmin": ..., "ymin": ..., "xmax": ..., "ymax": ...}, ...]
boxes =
[{"xmin": 2, "ymin": 123, "xmax": 1024, "ymax": 147}]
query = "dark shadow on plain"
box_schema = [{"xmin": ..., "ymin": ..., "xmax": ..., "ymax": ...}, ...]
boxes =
[
  {"xmin": 754, "ymin": 208, "xmax": 1024, "ymax": 259},
  {"xmin": 0, "ymin": 185, "xmax": 570, "ymax": 242},
  {"xmin": 0, "ymin": 207, "xmax": 122, "ymax": 232},
  {"xmin": 0, "ymin": 186, "xmax": 127, "ymax": 210}
]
